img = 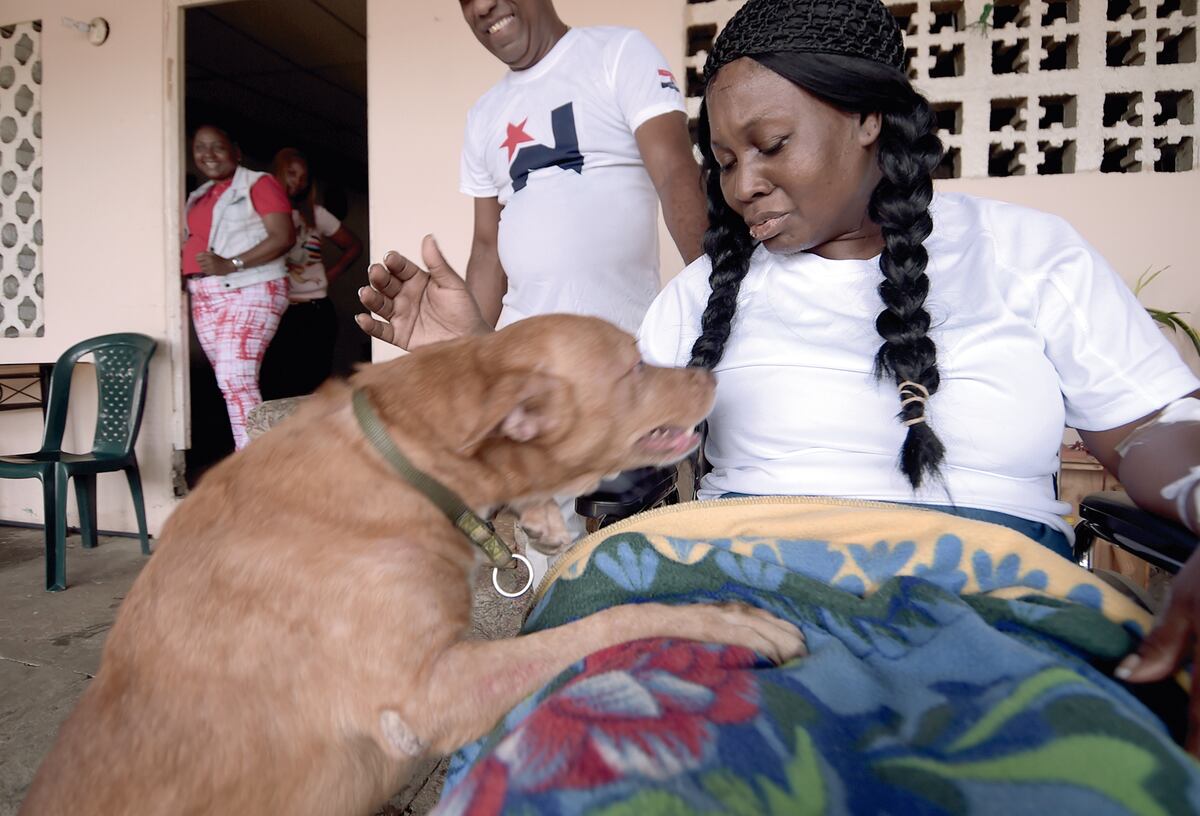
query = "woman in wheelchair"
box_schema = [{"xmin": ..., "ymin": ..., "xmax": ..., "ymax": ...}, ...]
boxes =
[{"xmin": 360, "ymin": 0, "xmax": 1200, "ymax": 794}]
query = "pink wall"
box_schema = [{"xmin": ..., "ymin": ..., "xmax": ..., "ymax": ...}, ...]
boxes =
[{"xmin": 0, "ymin": 0, "xmax": 178, "ymax": 533}]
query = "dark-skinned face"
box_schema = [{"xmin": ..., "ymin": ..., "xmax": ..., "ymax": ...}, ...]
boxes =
[
  {"xmin": 192, "ymin": 127, "xmax": 240, "ymax": 183},
  {"xmin": 458, "ymin": 0, "xmax": 566, "ymax": 70},
  {"xmin": 706, "ymin": 58, "xmax": 885, "ymax": 260}
]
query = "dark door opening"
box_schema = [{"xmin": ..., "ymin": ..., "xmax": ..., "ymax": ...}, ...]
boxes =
[{"xmin": 182, "ymin": 0, "xmax": 368, "ymax": 485}]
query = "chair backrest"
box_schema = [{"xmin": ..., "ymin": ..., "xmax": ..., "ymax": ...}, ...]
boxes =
[{"xmin": 41, "ymin": 333, "xmax": 157, "ymax": 456}]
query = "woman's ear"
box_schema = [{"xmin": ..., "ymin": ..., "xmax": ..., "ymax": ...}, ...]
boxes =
[{"xmin": 857, "ymin": 112, "xmax": 883, "ymax": 147}]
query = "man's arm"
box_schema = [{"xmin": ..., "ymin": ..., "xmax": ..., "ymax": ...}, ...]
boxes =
[
  {"xmin": 465, "ymin": 197, "xmax": 507, "ymax": 328},
  {"xmin": 636, "ymin": 111, "xmax": 706, "ymax": 265}
]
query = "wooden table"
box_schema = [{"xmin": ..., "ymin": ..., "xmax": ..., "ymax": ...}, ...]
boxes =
[{"xmin": 0, "ymin": 362, "xmax": 53, "ymax": 416}]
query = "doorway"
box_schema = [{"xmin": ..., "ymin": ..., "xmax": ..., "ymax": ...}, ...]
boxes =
[{"xmin": 181, "ymin": 0, "xmax": 368, "ymax": 485}]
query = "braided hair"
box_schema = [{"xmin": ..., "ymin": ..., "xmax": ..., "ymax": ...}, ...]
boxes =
[
  {"xmin": 691, "ymin": 0, "xmax": 946, "ymax": 489},
  {"xmin": 688, "ymin": 98, "xmax": 756, "ymax": 371}
]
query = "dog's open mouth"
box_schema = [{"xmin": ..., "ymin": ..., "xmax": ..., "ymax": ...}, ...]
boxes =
[{"xmin": 635, "ymin": 426, "xmax": 700, "ymax": 458}]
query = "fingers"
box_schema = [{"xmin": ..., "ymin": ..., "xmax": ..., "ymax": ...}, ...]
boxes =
[
  {"xmin": 1116, "ymin": 602, "xmax": 1193, "ymax": 684},
  {"xmin": 368, "ymin": 257, "xmax": 414, "ymax": 300},
  {"xmin": 358, "ymin": 282, "xmax": 394, "ymax": 320},
  {"xmin": 354, "ymin": 313, "xmax": 395, "ymax": 345},
  {"xmin": 366, "ymin": 243, "xmax": 451, "ymax": 297},
  {"xmin": 421, "ymin": 235, "xmax": 462, "ymax": 287},
  {"xmin": 381, "ymin": 250, "xmax": 425, "ymax": 282},
  {"xmin": 1119, "ymin": 554, "xmax": 1200, "ymax": 755}
]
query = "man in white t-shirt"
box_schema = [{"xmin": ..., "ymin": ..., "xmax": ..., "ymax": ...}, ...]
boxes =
[
  {"xmin": 450, "ymin": 0, "xmax": 707, "ymax": 577},
  {"xmin": 457, "ymin": 0, "xmax": 706, "ymax": 335}
]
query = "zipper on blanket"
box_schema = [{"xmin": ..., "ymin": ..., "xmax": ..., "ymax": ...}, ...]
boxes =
[{"xmin": 531, "ymin": 495, "xmax": 944, "ymax": 601}]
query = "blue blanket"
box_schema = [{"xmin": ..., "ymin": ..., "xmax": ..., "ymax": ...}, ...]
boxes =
[{"xmin": 436, "ymin": 498, "xmax": 1200, "ymax": 815}]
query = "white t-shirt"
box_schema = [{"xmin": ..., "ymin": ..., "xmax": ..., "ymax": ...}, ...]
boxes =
[
  {"xmin": 460, "ymin": 26, "xmax": 686, "ymax": 334},
  {"xmin": 638, "ymin": 192, "xmax": 1200, "ymax": 536},
  {"xmin": 285, "ymin": 204, "xmax": 341, "ymax": 302}
]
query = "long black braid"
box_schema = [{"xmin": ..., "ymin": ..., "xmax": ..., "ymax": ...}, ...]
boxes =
[
  {"xmin": 687, "ymin": 99, "xmax": 756, "ymax": 371},
  {"xmin": 689, "ymin": 45, "xmax": 947, "ymax": 490},
  {"xmin": 869, "ymin": 93, "xmax": 945, "ymax": 487}
]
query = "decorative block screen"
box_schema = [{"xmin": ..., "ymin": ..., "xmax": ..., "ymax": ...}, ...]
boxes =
[
  {"xmin": 0, "ymin": 20, "xmax": 41, "ymax": 338},
  {"xmin": 684, "ymin": 0, "xmax": 1198, "ymax": 178}
]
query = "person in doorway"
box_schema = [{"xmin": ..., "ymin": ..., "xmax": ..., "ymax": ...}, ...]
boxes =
[
  {"xmin": 183, "ymin": 124, "xmax": 294, "ymax": 450},
  {"xmin": 364, "ymin": 0, "xmax": 708, "ymax": 582},
  {"xmin": 261, "ymin": 147, "xmax": 363, "ymax": 399}
]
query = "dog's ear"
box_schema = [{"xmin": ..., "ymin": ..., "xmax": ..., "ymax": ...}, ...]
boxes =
[
  {"xmin": 497, "ymin": 402, "xmax": 543, "ymax": 443},
  {"xmin": 461, "ymin": 371, "xmax": 571, "ymax": 452}
]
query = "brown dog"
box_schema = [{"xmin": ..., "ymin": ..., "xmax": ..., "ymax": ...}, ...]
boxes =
[{"xmin": 20, "ymin": 315, "xmax": 805, "ymax": 816}]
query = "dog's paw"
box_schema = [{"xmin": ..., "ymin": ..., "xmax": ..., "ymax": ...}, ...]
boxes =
[
  {"xmin": 378, "ymin": 710, "xmax": 426, "ymax": 759},
  {"xmin": 515, "ymin": 501, "xmax": 572, "ymax": 555},
  {"xmin": 697, "ymin": 602, "xmax": 807, "ymax": 665}
]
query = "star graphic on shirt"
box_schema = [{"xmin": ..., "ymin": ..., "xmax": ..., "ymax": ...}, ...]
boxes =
[{"xmin": 500, "ymin": 118, "xmax": 536, "ymax": 162}]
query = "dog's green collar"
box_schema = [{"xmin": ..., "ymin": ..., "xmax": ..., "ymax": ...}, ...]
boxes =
[{"xmin": 351, "ymin": 388, "xmax": 515, "ymax": 571}]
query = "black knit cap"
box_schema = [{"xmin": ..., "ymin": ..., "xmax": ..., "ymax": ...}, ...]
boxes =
[{"xmin": 704, "ymin": 0, "xmax": 905, "ymax": 81}]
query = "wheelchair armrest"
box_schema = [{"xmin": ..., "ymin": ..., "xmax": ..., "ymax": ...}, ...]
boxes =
[
  {"xmin": 575, "ymin": 466, "xmax": 679, "ymax": 527},
  {"xmin": 1076, "ymin": 491, "xmax": 1198, "ymax": 574}
]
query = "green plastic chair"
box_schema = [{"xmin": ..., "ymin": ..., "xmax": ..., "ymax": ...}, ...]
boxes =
[{"xmin": 0, "ymin": 333, "xmax": 157, "ymax": 590}]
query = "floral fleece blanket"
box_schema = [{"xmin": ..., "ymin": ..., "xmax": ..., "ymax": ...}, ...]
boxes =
[{"xmin": 434, "ymin": 498, "xmax": 1200, "ymax": 815}]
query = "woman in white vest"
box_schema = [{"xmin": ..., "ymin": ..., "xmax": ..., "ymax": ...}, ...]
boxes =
[{"xmin": 183, "ymin": 125, "xmax": 295, "ymax": 449}]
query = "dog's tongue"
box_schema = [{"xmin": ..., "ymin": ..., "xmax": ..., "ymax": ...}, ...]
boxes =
[{"xmin": 638, "ymin": 426, "xmax": 698, "ymax": 455}]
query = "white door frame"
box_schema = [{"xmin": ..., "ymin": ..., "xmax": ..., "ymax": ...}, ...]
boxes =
[{"xmin": 162, "ymin": 0, "xmax": 244, "ymax": 462}]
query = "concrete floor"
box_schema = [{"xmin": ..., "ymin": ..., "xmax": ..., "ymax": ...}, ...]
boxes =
[
  {"xmin": 0, "ymin": 526, "xmax": 147, "ymax": 815},
  {"xmin": 0, "ymin": 520, "xmax": 530, "ymax": 815}
]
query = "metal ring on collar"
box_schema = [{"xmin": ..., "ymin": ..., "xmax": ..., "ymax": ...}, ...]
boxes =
[{"xmin": 492, "ymin": 553, "xmax": 534, "ymax": 598}]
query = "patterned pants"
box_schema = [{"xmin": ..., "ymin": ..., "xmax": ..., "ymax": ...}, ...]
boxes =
[{"xmin": 188, "ymin": 276, "xmax": 289, "ymax": 449}]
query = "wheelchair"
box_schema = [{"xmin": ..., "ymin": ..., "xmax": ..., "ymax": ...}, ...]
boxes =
[{"xmin": 577, "ymin": 431, "xmax": 1199, "ymax": 610}]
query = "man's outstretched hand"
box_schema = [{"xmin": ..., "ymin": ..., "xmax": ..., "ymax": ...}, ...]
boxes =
[{"xmin": 356, "ymin": 235, "xmax": 489, "ymax": 351}]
